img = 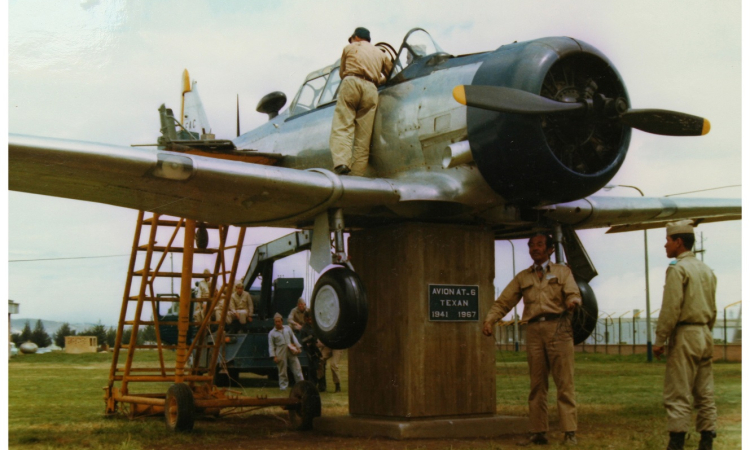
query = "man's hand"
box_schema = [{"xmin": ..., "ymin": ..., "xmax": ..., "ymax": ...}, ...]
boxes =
[
  {"xmin": 273, "ymin": 356, "xmax": 278, "ymax": 363},
  {"xmin": 567, "ymin": 300, "xmax": 581, "ymax": 312},
  {"xmin": 653, "ymin": 346, "xmax": 665, "ymax": 360},
  {"xmin": 482, "ymin": 322, "xmax": 494, "ymax": 337}
]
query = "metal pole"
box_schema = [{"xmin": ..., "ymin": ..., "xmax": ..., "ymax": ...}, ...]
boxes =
[
  {"xmin": 507, "ymin": 240, "xmax": 519, "ymax": 352},
  {"xmin": 724, "ymin": 308, "xmax": 727, "ymax": 362},
  {"xmin": 609, "ymin": 185, "xmax": 652, "ymax": 362},
  {"xmin": 644, "ymin": 227, "xmax": 652, "ymax": 362}
]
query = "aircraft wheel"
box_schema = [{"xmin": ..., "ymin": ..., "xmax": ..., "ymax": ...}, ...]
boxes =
[
  {"xmin": 311, "ymin": 266, "xmax": 368, "ymax": 349},
  {"xmin": 164, "ymin": 383, "xmax": 195, "ymax": 432},
  {"xmin": 571, "ymin": 278, "xmax": 599, "ymax": 345},
  {"xmin": 287, "ymin": 380, "xmax": 321, "ymax": 431}
]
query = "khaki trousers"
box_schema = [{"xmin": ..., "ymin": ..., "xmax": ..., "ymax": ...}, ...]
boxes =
[
  {"xmin": 664, "ymin": 325, "xmax": 716, "ymax": 432},
  {"xmin": 274, "ymin": 347, "xmax": 304, "ymax": 390},
  {"xmin": 526, "ymin": 319, "xmax": 577, "ymax": 432},
  {"xmin": 320, "ymin": 347, "xmax": 342, "ymax": 384},
  {"xmin": 329, "ymin": 76, "xmax": 378, "ymax": 176}
]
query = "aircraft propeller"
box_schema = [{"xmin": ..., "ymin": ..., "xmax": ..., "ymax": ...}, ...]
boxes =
[{"xmin": 452, "ymin": 85, "xmax": 710, "ymax": 137}]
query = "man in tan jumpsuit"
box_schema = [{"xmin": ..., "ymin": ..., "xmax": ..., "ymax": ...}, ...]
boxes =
[
  {"xmin": 483, "ymin": 233, "xmax": 581, "ymax": 446},
  {"xmin": 228, "ymin": 282, "xmax": 253, "ymax": 333},
  {"xmin": 329, "ymin": 27, "xmax": 392, "ymax": 176},
  {"xmin": 653, "ymin": 220, "xmax": 717, "ymax": 450}
]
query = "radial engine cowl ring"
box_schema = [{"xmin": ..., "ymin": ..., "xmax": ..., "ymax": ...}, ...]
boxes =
[{"xmin": 467, "ymin": 37, "xmax": 631, "ymax": 206}]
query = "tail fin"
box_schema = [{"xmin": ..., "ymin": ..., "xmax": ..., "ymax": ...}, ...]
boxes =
[{"xmin": 180, "ymin": 69, "xmax": 213, "ymax": 139}]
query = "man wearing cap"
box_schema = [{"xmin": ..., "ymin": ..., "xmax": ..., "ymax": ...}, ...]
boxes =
[
  {"xmin": 482, "ymin": 233, "xmax": 582, "ymax": 446},
  {"xmin": 329, "ymin": 27, "xmax": 393, "ymax": 177},
  {"xmin": 287, "ymin": 298, "xmax": 307, "ymax": 331},
  {"xmin": 268, "ymin": 313, "xmax": 304, "ymax": 390},
  {"xmin": 228, "ymin": 283, "xmax": 253, "ymax": 333},
  {"xmin": 654, "ymin": 220, "xmax": 717, "ymax": 450}
]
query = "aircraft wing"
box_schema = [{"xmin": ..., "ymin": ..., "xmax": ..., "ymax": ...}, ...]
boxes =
[
  {"xmin": 8, "ymin": 134, "xmax": 447, "ymax": 226},
  {"xmin": 540, "ymin": 196, "xmax": 741, "ymax": 233},
  {"xmin": 10, "ymin": 134, "xmax": 741, "ymax": 231}
]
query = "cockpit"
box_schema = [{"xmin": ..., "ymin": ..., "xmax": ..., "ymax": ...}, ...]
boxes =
[{"xmin": 286, "ymin": 28, "xmax": 449, "ymax": 118}]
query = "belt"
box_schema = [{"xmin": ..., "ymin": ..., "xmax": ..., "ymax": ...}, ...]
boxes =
[
  {"xmin": 347, "ymin": 73, "xmax": 376, "ymax": 85},
  {"xmin": 528, "ymin": 313, "xmax": 563, "ymax": 324},
  {"xmin": 677, "ymin": 322, "xmax": 707, "ymax": 326}
]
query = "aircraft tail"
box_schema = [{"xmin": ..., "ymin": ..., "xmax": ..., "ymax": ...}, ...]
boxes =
[{"xmin": 180, "ymin": 69, "xmax": 213, "ymax": 139}]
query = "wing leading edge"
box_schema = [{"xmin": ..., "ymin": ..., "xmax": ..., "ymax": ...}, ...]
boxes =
[
  {"xmin": 540, "ymin": 196, "xmax": 741, "ymax": 233},
  {"xmin": 8, "ymin": 134, "xmax": 447, "ymax": 227}
]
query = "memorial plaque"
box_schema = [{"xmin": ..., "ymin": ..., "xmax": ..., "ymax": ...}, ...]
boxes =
[{"xmin": 428, "ymin": 284, "xmax": 479, "ymax": 321}]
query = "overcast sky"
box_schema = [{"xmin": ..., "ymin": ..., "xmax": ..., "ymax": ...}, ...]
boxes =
[{"xmin": 6, "ymin": 0, "xmax": 745, "ymax": 326}]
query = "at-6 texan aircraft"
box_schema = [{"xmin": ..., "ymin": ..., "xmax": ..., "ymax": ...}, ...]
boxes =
[{"xmin": 9, "ymin": 28, "xmax": 741, "ymax": 349}]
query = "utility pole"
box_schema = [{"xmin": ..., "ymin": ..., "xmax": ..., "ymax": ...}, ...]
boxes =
[{"xmin": 694, "ymin": 232, "xmax": 705, "ymax": 262}]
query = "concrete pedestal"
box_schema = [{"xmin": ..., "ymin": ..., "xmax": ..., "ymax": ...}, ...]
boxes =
[{"xmin": 314, "ymin": 223, "xmax": 528, "ymax": 438}]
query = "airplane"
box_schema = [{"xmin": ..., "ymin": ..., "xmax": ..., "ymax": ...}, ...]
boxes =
[{"xmin": 9, "ymin": 28, "xmax": 741, "ymax": 350}]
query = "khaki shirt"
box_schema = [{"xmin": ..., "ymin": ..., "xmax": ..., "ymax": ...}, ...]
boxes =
[
  {"xmin": 655, "ymin": 251, "xmax": 717, "ymax": 346},
  {"xmin": 288, "ymin": 307, "xmax": 306, "ymax": 328},
  {"xmin": 485, "ymin": 262, "xmax": 581, "ymax": 324},
  {"xmin": 340, "ymin": 41, "xmax": 393, "ymax": 86},
  {"xmin": 230, "ymin": 291, "xmax": 252, "ymax": 314},
  {"xmin": 198, "ymin": 280, "xmax": 211, "ymax": 299}
]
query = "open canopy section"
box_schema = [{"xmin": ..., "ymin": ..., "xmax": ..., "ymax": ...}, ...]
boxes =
[{"xmin": 390, "ymin": 28, "xmax": 448, "ymax": 79}]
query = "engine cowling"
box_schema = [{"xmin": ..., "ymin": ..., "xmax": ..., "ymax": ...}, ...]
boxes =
[{"xmin": 467, "ymin": 37, "xmax": 631, "ymax": 206}]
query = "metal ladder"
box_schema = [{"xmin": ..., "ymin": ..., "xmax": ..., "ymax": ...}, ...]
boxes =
[{"xmin": 105, "ymin": 211, "xmax": 246, "ymax": 417}]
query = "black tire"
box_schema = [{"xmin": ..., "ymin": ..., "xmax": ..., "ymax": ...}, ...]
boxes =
[
  {"xmin": 310, "ymin": 267, "xmax": 368, "ymax": 349},
  {"xmin": 571, "ymin": 278, "xmax": 599, "ymax": 345},
  {"xmin": 288, "ymin": 380, "xmax": 321, "ymax": 431},
  {"xmin": 164, "ymin": 383, "xmax": 195, "ymax": 432}
]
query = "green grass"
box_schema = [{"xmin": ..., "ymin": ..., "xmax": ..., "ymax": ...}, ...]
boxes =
[{"xmin": 8, "ymin": 350, "xmax": 741, "ymax": 449}]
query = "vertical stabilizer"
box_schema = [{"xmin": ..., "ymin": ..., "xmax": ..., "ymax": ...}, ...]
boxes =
[{"xmin": 180, "ymin": 69, "xmax": 213, "ymax": 139}]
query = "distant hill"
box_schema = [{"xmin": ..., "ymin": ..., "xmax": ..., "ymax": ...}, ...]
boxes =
[{"xmin": 10, "ymin": 318, "xmax": 115, "ymax": 336}]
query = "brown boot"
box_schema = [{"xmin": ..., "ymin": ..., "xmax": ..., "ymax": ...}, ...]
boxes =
[
  {"xmin": 666, "ymin": 432, "xmax": 685, "ymax": 450},
  {"xmin": 516, "ymin": 432, "xmax": 548, "ymax": 446},
  {"xmin": 562, "ymin": 431, "xmax": 577, "ymax": 445},
  {"xmin": 334, "ymin": 383, "xmax": 341, "ymax": 393}
]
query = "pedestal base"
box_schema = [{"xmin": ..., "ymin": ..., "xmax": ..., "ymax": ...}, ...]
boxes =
[{"xmin": 314, "ymin": 415, "xmax": 529, "ymax": 440}]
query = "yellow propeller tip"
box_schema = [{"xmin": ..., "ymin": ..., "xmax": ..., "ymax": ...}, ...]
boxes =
[
  {"xmin": 701, "ymin": 119, "xmax": 711, "ymax": 135},
  {"xmin": 452, "ymin": 86, "xmax": 467, "ymax": 105}
]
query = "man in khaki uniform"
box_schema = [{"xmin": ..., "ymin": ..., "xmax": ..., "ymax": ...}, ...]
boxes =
[
  {"xmin": 653, "ymin": 220, "xmax": 717, "ymax": 450},
  {"xmin": 287, "ymin": 298, "xmax": 307, "ymax": 331},
  {"xmin": 228, "ymin": 283, "xmax": 253, "ymax": 333},
  {"xmin": 329, "ymin": 27, "xmax": 393, "ymax": 176},
  {"xmin": 483, "ymin": 233, "xmax": 581, "ymax": 446}
]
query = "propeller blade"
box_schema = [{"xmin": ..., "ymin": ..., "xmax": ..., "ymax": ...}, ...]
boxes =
[
  {"xmin": 619, "ymin": 109, "xmax": 710, "ymax": 136},
  {"xmin": 453, "ymin": 85, "xmax": 584, "ymax": 114}
]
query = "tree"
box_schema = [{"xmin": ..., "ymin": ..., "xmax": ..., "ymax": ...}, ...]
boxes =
[
  {"xmin": 31, "ymin": 320, "xmax": 52, "ymax": 348},
  {"xmin": 54, "ymin": 323, "xmax": 76, "ymax": 348},
  {"xmin": 81, "ymin": 323, "xmax": 107, "ymax": 347},
  {"xmin": 11, "ymin": 333, "xmax": 22, "ymax": 346},
  {"xmin": 19, "ymin": 321, "xmax": 33, "ymax": 343},
  {"xmin": 139, "ymin": 325, "xmax": 157, "ymax": 343},
  {"xmin": 105, "ymin": 327, "xmax": 117, "ymax": 347}
]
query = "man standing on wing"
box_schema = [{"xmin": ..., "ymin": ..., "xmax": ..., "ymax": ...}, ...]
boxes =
[
  {"xmin": 482, "ymin": 233, "xmax": 581, "ymax": 446},
  {"xmin": 653, "ymin": 220, "xmax": 717, "ymax": 450},
  {"xmin": 329, "ymin": 27, "xmax": 392, "ymax": 176}
]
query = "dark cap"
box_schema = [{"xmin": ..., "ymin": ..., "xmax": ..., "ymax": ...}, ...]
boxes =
[{"xmin": 349, "ymin": 27, "xmax": 371, "ymax": 43}]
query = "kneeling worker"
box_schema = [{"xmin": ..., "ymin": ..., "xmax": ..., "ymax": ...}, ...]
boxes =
[
  {"xmin": 228, "ymin": 282, "xmax": 253, "ymax": 333},
  {"xmin": 329, "ymin": 27, "xmax": 393, "ymax": 176},
  {"xmin": 482, "ymin": 233, "xmax": 581, "ymax": 446},
  {"xmin": 268, "ymin": 313, "xmax": 304, "ymax": 390}
]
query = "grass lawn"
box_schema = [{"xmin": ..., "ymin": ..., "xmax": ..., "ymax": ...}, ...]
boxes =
[{"xmin": 7, "ymin": 350, "xmax": 741, "ymax": 449}]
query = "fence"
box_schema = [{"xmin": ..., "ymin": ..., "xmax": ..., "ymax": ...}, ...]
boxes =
[{"xmin": 494, "ymin": 313, "xmax": 741, "ymax": 362}]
